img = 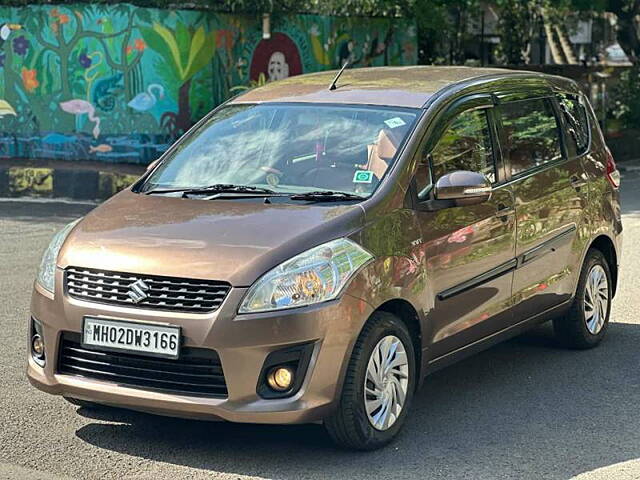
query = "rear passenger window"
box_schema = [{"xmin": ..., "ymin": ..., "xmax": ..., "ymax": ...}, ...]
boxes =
[
  {"xmin": 430, "ymin": 109, "xmax": 496, "ymax": 183},
  {"xmin": 499, "ymin": 98, "xmax": 563, "ymax": 177},
  {"xmin": 558, "ymin": 94, "xmax": 590, "ymax": 155}
]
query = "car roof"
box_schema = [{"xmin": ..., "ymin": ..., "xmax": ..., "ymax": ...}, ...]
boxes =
[{"xmin": 229, "ymin": 66, "xmax": 570, "ymax": 109}]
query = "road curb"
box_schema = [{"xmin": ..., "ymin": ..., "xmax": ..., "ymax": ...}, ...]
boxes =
[{"xmin": 0, "ymin": 166, "xmax": 140, "ymax": 201}]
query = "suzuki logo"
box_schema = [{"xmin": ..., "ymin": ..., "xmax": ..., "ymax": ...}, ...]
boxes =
[{"xmin": 128, "ymin": 279, "xmax": 150, "ymax": 304}]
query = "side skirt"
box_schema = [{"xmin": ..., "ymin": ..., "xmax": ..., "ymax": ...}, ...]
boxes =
[{"xmin": 422, "ymin": 298, "xmax": 573, "ymax": 377}]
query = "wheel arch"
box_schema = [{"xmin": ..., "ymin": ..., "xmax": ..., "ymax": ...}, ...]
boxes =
[
  {"xmin": 587, "ymin": 234, "xmax": 619, "ymax": 297},
  {"xmin": 375, "ymin": 298, "xmax": 423, "ymax": 386}
]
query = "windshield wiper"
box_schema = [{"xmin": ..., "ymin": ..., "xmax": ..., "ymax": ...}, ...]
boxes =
[
  {"xmin": 145, "ymin": 184, "xmax": 277, "ymax": 197},
  {"xmin": 289, "ymin": 191, "xmax": 365, "ymax": 202}
]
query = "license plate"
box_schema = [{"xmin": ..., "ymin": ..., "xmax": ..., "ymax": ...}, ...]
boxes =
[{"xmin": 82, "ymin": 317, "xmax": 181, "ymax": 359}]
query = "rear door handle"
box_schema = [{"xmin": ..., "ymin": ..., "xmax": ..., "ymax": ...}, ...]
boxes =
[
  {"xmin": 570, "ymin": 175, "xmax": 587, "ymax": 190},
  {"xmin": 496, "ymin": 203, "xmax": 515, "ymax": 222}
]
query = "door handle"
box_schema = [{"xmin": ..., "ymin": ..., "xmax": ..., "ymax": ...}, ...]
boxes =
[
  {"xmin": 496, "ymin": 203, "xmax": 514, "ymax": 222},
  {"xmin": 570, "ymin": 175, "xmax": 587, "ymax": 190}
]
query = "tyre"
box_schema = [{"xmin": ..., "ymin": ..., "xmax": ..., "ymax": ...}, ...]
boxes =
[
  {"xmin": 553, "ymin": 249, "xmax": 612, "ymax": 349},
  {"xmin": 325, "ymin": 311, "xmax": 416, "ymax": 450}
]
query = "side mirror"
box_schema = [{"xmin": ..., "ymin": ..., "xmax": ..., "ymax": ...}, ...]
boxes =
[
  {"xmin": 146, "ymin": 158, "xmax": 161, "ymax": 171},
  {"xmin": 420, "ymin": 170, "xmax": 492, "ymax": 211}
]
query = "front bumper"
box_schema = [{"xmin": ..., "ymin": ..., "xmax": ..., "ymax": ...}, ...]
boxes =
[{"xmin": 27, "ymin": 271, "xmax": 373, "ymax": 424}]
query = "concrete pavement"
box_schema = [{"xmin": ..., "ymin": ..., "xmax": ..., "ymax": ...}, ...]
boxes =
[{"xmin": 1, "ymin": 174, "xmax": 640, "ymax": 479}]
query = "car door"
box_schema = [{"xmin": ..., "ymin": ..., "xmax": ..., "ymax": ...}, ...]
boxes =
[
  {"xmin": 496, "ymin": 95, "xmax": 589, "ymax": 320},
  {"xmin": 414, "ymin": 97, "xmax": 517, "ymax": 359}
]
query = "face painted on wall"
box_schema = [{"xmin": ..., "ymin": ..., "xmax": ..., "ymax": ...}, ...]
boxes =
[
  {"xmin": 249, "ymin": 32, "xmax": 303, "ymax": 83},
  {"xmin": 267, "ymin": 51, "xmax": 289, "ymax": 81}
]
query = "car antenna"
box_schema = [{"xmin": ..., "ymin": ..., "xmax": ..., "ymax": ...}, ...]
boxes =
[{"xmin": 329, "ymin": 61, "xmax": 349, "ymax": 91}]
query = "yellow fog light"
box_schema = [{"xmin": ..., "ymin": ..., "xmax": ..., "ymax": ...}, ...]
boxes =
[
  {"xmin": 32, "ymin": 334, "xmax": 45, "ymax": 358},
  {"xmin": 267, "ymin": 366, "xmax": 294, "ymax": 392}
]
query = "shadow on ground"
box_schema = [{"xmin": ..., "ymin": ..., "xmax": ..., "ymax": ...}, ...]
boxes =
[
  {"xmin": 75, "ymin": 321, "xmax": 640, "ymax": 479},
  {"xmin": 0, "ymin": 200, "xmax": 95, "ymax": 221}
]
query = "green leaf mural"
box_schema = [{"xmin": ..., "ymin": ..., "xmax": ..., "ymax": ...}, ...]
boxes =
[{"xmin": 140, "ymin": 22, "xmax": 216, "ymax": 134}]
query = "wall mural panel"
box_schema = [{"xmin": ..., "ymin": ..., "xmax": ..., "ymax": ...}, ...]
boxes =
[{"xmin": 0, "ymin": 4, "xmax": 417, "ymax": 164}]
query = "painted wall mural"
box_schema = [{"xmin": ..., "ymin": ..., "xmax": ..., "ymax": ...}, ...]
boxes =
[{"xmin": 0, "ymin": 4, "xmax": 417, "ymax": 164}]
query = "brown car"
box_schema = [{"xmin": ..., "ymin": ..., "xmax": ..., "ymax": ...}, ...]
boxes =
[{"xmin": 28, "ymin": 66, "xmax": 622, "ymax": 450}]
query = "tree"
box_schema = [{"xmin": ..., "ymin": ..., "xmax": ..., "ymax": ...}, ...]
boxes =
[
  {"xmin": 411, "ymin": 0, "xmax": 481, "ymax": 64},
  {"xmin": 494, "ymin": 0, "xmax": 543, "ymax": 64},
  {"xmin": 600, "ymin": 0, "xmax": 640, "ymax": 63},
  {"xmin": 549, "ymin": 0, "xmax": 640, "ymax": 64},
  {"xmin": 140, "ymin": 22, "xmax": 216, "ymax": 135}
]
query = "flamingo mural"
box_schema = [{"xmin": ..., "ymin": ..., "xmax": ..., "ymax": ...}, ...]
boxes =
[
  {"xmin": 59, "ymin": 99, "xmax": 101, "ymax": 139},
  {"xmin": 127, "ymin": 84, "xmax": 164, "ymax": 111}
]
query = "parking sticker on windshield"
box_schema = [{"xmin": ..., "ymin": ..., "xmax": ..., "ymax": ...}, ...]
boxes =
[
  {"xmin": 384, "ymin": 117, "xmax": 406, "ymax": 129},
  {"xmin": 353, "ymin": 170, "xmax": 374, "ymax": 183}
]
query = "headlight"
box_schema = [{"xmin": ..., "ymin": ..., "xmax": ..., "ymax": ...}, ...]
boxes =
[
  {"xmin": 239, "ymin": 238, "xmax": 373, "ymax": 313},
  {"xmin": 36, "ymin": 219, "xmax": 81, "ymax": 293}
]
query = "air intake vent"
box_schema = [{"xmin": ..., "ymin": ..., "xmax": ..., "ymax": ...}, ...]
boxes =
[{"xmin": 57, "ymin": 332, "xmax": 228, "ymax": 397}]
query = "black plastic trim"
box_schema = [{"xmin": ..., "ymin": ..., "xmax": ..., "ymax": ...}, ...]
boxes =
[
  {"xmin": 437, "ymin": 258, "xmax": 518, "ymax": 301},
  {"xmin": 30, "ymin": 317, "xmax": 46, "ymax": 367},
  {"xmin": 436, "ymin": 225, "xmax": 578, "ymax": 301},
  {"xmin": 519, "ymin": 225, "xmax": 577, "ymax": 266},
  {"xmin": 256, "ymin": 342, "xmax": 315, "ymax": 399}
]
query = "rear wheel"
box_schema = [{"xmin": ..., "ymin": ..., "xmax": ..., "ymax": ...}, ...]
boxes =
[
  {"xmin": 553, "ymin": 249, "xmax": 612, "ymax": 349},
  {"xmin": 324, "ymin": 311, "xmax": 416, "ymax": 450}
]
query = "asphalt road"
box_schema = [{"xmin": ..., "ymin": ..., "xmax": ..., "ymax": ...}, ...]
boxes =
[{"xmin": 1, "ymin": 177, "xmax": 640, "ymax": 480}]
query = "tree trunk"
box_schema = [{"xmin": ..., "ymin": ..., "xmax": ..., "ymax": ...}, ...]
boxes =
[
  {"xmin": 177, "ymin": 79, "xmax": 192, "ymax": 134},
  {"xmin": 616, "ymin": 14, "xmax": 640, "ymax": 64},
  {"xmin": 59, "ymin": 53, "xmax": 71, "ymax": 99},
  {"xmin": 610, "ymin": 0, "xmax": 640, "ymax": 64}
]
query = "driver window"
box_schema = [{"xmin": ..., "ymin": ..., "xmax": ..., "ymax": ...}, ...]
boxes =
[{"xmin": 430, "ymin": 109, "xmax": 496, "ymax": 183}]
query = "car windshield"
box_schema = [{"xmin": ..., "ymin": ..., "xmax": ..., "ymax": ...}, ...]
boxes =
[{"xmin": 140, "ymin": 103, "xmax": 419, "ymax": 197}]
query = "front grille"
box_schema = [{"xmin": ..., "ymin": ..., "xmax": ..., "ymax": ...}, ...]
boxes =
[
  {"xmin": 65, "ymin": 267, "xmax": 231, "ymax": 313},
  {"xmin": 57, "ymin": 332, "xmax": 228, "ymax": 397}
]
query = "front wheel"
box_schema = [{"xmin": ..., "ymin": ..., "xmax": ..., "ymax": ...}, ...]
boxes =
[
  {"xmin": 553, "ymin": 249, "xmax": 612, "ymax": 349},
  {"xmin": 324, "ymin": 311, "xmax": 416, "ymax": 450}
]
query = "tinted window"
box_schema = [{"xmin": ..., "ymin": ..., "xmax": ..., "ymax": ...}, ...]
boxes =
[
  {"xmin": 430, "ymin": 109, "xmax": 496, "ymax": 183},
  {"xmin": 558, "ymin": 94, "xmax": 589, "ymax": 155},
  {"xmin": 500, "ymin": 98, "xmax": 562, "ymax": 177}
]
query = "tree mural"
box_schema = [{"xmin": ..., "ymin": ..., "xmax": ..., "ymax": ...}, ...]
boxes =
[
  {"xmin": 0, "ymin": 4, "xmax": 417, "ymax": 164},
  {"xmin": 140, "ymin": 22, "xmax": 216, "ymax": 135}
]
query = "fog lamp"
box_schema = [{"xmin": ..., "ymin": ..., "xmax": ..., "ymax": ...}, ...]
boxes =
[
  {"xmin": 32, "ymin": 334, "xmax": 45, "ymax": 358},
  {"xmin": 267, "ymin": 366, "xmax": 294, "ymax": 392}
]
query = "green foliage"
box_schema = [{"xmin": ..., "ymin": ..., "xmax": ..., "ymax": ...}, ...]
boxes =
[
  {"xmin": 609, "ymin": 64, "xmax": 640, "ymax": 128},
  {"xmin": 413, "ymin": 0, "xmax": 480, "ymax": 64},
  {"xmin": 0, "ymin": 0, "xmax": 411, "ymax": 15},
  {"xmin": 140, "ymin": 22, "xmax": 216, "ymax": 83},
  {"xmin": 494, "ymin": 0, "xmax": 539, "ymax": 65}
]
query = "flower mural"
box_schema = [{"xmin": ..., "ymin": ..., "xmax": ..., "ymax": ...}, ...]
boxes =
[
  {"xmin": 21, "ymin": 67, "xmax": 38, "ymax": 92},
  {"xmin": 12, "ymin": 35, "xmax": 28, "ymax": 55},
  {"xmin": 0, "ymin": 4, "xmax": 417, "ymax": 164},
  {"xmin": 78, "ymin": 51, "xmax": 92, "ymax": 68}
]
